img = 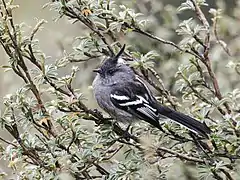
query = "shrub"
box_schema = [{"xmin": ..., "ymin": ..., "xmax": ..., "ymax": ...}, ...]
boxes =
[{"xmin": 0, "ymin": 0, "xmax": 240, "ymax": 179}]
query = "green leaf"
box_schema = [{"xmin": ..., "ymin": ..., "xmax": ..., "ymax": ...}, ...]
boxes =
[
  {"xmin": 177, "ymin": 0, "xmax": 194, "ymax": 12},
  {"xmin": 0, "ymin": 65, "xmax": 12, "ymax": 72}
]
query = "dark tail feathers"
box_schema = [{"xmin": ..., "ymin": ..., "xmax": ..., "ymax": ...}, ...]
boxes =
[{"xmin": 157, "ymin": 106, "xmax": 211, "ymax": 138}]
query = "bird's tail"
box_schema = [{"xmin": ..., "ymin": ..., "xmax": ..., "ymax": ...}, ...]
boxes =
[{"xmin": 157, "ymin": 106, "xmax": 211, "ymax": 137}]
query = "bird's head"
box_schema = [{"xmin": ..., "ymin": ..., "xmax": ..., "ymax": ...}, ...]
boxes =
[
  {"xmin": 93, "ymin": 45, "xmax": 131, "ymax": 77},
  {"xmin": 93, "ymin": 45, "xmax": 135, "ymax": 85}
]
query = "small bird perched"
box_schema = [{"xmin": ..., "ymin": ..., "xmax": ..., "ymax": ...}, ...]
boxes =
[{"xmin": 92, "ymin": 45, "xmax": 211, "ymax": 137}]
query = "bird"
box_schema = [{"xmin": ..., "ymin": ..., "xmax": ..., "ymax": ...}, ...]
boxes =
[{"xmin": 92, "ymin": 45, "xmax": 211, "ymax": 137}]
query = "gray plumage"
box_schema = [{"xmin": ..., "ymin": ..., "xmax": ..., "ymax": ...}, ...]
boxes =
[{"xmin": 92, "ymin": 45, "xmax": 211, "ymax": 137}]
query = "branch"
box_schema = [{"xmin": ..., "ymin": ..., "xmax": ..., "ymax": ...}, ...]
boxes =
[
  {"xmin": 212, "ymin": 11, "xmax": 231, "ymax": 56},
  {"xmin": 132, "ymin": 27, "xmax": 202, "ymax": 59},
  {"xmin": 220, "ymin": 168, "xmax": 234, "ymax": 180},
  {"xmin": 157, "ymin": 146, "xmax": 205, "ymax": 164},
  {"xmin": 62, "ymin": 4, "xmax": 114, "ymax": 56},
  {"xmin": 0, "ymin": 136, "xmax": 18, "ymax": 147},
  {"xmin": 190, "ymin": 0, "xmax": 231, "ymax": 115}
]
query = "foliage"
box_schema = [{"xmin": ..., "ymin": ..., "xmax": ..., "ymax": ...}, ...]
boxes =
[{"xmin": 0, "ymin": 0, "xmax": 240, "ymax": 179}]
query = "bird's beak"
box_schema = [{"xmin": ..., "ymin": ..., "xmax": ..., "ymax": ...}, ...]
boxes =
[{"xmin": 93, "ymin": 68, "xmax": 101, "ymax": 73}]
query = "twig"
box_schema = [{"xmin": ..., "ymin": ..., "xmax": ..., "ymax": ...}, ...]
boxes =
[
  {"xmin": 190, "ymin": 0, "xmax": 231, "ymax": 115},
  {"xmin": 211, "ymin": 169, "xmax": 224, "ymax": 180},
  {"xmin": 92, "ymin": 162, "xmax": 109, "ymax": 177},
  {"xmin": 132, "ymin": 27, "xmax": 202, "ymax": 59},
  {"xmin": 28, "ymin": 19, "xmax": 47, "ymax": 70},
  {"xmin": 0, "ymin": 136, "xmax": 18, "ymax": 147},
  {"xmin": 212, "ymin": 12, "xmax": 231, "ymax": 56},
  {"xmin": 148, "ymin": 67, "xmax": 178, "ymax": 109},
  {"xmin": 157, "ymin": 146, "xmax": 205, "ymax": 164},
  {"xmin": 62, "ymin": 5, "xmax": 114, "ymax": 56},
  {"xmin": 67, "ymin": 124, "xmax": 76, "ymax": 151},
  {"xmin": 1, "ymin": 0, "xmax": 49, "ymax": 117},
  {"xmin": 102, "ymin": 145, "xmax": 124, "ymax": 160},
  {"xmin": 68, "ymin": 55, "xmax": 101, "ymax": 62},
  {"xmin": 190, "ymin": 0, "xmax": 210, "ymax": 29},
  {"xmin": 220, "ymin": 168, "xmax": 234, "ymax": 180}
]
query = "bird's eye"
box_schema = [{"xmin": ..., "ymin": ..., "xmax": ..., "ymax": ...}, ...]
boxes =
[{"xmin": 108, "ymin": 69, "xmax": 116, "ymax": 75}]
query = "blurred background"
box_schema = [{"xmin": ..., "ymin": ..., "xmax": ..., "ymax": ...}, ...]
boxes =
[{"xmin": 0, "ymin": 0, "xmax": 239, "ymax": 179}]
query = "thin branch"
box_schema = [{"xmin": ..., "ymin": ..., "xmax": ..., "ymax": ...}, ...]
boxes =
[
  {"xmin": 220, "ymin": 168, "xmax": 234, "ymax": 180},
  {"xmin": 157, "ymin": 146, "xmax": 205, "ymax": 164},
  {"xmin": 92, "ymin": 162, "xmax": 109, "ymax": 177},
  {"xmin": 68, "ymin": 55, "xmax": 101, "ymax": 62},
  {"xmin": 212, "ymin": 13, "xmax": 231, "ymax": 56},
  {"xmin": 62, "ymin": 5, "xmax": 114, "ymax": 56},
  {"xmin": 211, "ymin": 169, "xmax": 224, "ymax": 180},
  {"xmin": 0, "ymin": 136, "xmax": 18, "ymax": 147},
  {"xmin": 148, "ymin": 67, "xmax": 178, "ymax": 109},
  {"xmin": 132, "ymin": 27, "xmax": 202, "ymax": 59},
  {"xmin": 190, "ymin": 0, "xmax": 231, "ymax": 115},
  {"xmin": 1, "ymin": 0, "xmax": 49, "ymax": 117}
]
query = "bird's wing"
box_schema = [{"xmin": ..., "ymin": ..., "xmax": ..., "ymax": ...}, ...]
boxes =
[
  {"xmin": 110, "ymin": 76, "xmax": 161, "ymax": 128},
  {"xmin": 110, "ymin": 76, "xmax": 211, "ymax": 137}
]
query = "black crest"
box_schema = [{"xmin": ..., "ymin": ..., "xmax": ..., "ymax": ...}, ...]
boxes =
[
  {"xmin": 99, "ymin": 45, "xmax": 126, "ymax": 72},
  {"xmin": 112, "ymin": 44, "xmax": 125, "ymax": 63}
]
